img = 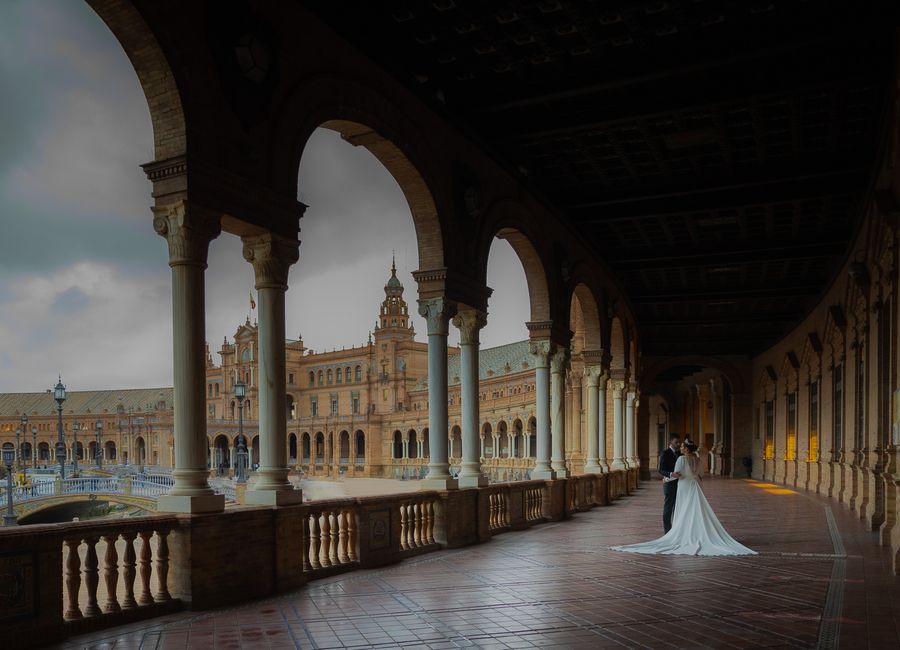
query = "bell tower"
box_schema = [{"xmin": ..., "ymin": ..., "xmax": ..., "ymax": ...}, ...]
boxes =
[{"xmin": 374, "ymin": 254, "xmax": 414, "ymax": 341}]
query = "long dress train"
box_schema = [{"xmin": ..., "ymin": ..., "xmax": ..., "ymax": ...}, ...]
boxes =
[{"xmin": 611, "ymin": 454, "xmax": 755, "ymax": 556}]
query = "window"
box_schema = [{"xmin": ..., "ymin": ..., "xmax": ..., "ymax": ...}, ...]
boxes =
[
  {"xmin": 764, "ymin": 400, "xmax": 775, "ymax": 460},
  {"xmin": 208, "ymin": 404, "xmax": 216, "ymax": 418},
  {"xmin": 336, "ymin": 368, "xmax": 342, "ymax": 384},
  {"xmin": 355, "ymin": 365, "xmax": 362, "ymax": 382},
  {"xmin": 786, "ymin": 392, "xmax": 797, "ymax": 461},
  {"xmin": 345, "ymin": 367, "xmax": 352, "ymax": 383},
  {"xmin": 308, "ymin": 371, "xmax": 315, "ymax": 387},
  {"xmin": 208, "ymin": 384, "xmax": 212, "ymax": 398},
  {"xmin": 327, "ymin": 369, "xmax": 333, "ymax": 385},
  {"xmin": 288, "ymin": 373, "xmax": 294, "ymax": 385},
  {"xmin": 352, "ymin": 397, "xmax": 360, "ymax": 415},
  {"xmin": 310, "ymin": 396, "xmax": 318, "ymax": 417},
  {"xmin": 833, "ymin": 364, "xmax": 844, "ymax": 459},
  {"xmin": 809, "ymin": 381, "xmax": 819, "ymax": 461},
  {"xmin": 214, "ymin": 383, "xmax": 220, "ymax": 397},
  {"xmin": 317, "ymin": 370, "xmax": 323, "ymax": 386},
  {"xmin": 331, "ymin": 396, "xmax": 339, "ymax": 416}
]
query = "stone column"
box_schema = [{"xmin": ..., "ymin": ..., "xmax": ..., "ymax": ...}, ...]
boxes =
[
  {"xmin": 154, "ymin": 202, "xmax": 224, "ymax": 514},
  {"xmin": 598, "ymin": 375, "xmax": 609, "ymax": 471},
  {"xmin": 571, "ymin": 373, "xmax": 583, "ymax": 456},
  {"xmin": 418, "ymin": 297, "xmax": 458, "ymax": 489},
  {"xmin": 530, "ymin": 341, "xmax": 555, "ymax": 480},
  {"xmin": 625, "ymin": 388, "xmax": 636, "ymax": 467},
  {"xmin": 611, "ymin": 381, "xmax": 627, "ymax": 469},
  {"xmin": 584, "ymin": 367, "xmax": 602, "ymax": 473},
  {"xmin": 550, "ymin": 347, "xmax": 570, "ymax": 477},
  {"xmin": 454, "ymin": 310, "xmax": 488, "ymax": 487},
  {"xmin": 243, "ymin": 233, "xmax": 301, "ymax": 505}
]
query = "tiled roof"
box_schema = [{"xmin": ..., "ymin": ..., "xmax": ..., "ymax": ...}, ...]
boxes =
[
  {"xmin": 0, "ymin": 388, "xmax": 173, "ymax": 418},
  {"xmin": 414, "ymin": 340, "xmax": 531, "ymax": 391}
]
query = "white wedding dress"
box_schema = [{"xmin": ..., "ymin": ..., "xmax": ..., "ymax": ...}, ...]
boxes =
[{"xmin": 611, "ymin": 454, "xmax": 756, "ymax": 556}]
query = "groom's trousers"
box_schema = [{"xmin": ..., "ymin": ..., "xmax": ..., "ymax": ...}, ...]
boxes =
[{"xmin": 663, "ymin": 480, "xmax": 678, "ymax": 533}]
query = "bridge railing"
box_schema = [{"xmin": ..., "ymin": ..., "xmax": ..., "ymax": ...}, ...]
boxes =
[{"xmin": 130, "ymin": 480, "xmax": 171, "ymax": 498}]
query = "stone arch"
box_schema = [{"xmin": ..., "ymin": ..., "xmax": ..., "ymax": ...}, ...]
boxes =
[
  {"xmin": 569, "ymin": 283, "xmax": 604, "ymax": 353},
  {"xmin": 274, "ymin": 73, "xmax": 449, "ymax": 270},
  {"xmin": 86, "ymin": 0, "xmax": 186, "ymax": 161},
  {"xmin": 641, "ymin": 355, "xmax": 747, "ymax": 394}
]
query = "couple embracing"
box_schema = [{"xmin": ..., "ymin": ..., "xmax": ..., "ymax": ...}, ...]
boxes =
[{"xmin": 612, "ymin": 436, "xmax": 755, "ymax": 556}]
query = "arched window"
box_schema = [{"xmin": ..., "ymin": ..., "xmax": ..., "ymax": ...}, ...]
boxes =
[
  {"xmin": 355, "ymin": 430, "xmax": 365, "ymax": 463},
  {"xmin": 245, "ymin": 400, "xmax": 251, "ymax": 419},
  {"xmin": 242, "ymin": 348, "xmax": 250, "ymax": 362},
  {"xmin": 318, "ymin": 370, "xmax": 324, "ymax": 386},
  {"xmin": 301, "ymin": 433, "xmax": 311, "ymax": 462},
  {"xmin": 289, "ymin": 433, "xmax": 297, "ymax": 464},
  {"xmin": 345, "ymin": 367, "xmax": 352, "ymax": 383},
  {"xmin": 308, "ymin": 371, "xmax": 315, "ymax": 387},
  {"xmin": 230, "ymin": 401, "xmax": 235, "ymax": 420},
  {"xmin": 355, "ymin": 365, "xmax": 362, "ymax": 382},
  {"xmin": 336, "ymin": 368, "xmax": 342, "ymax": 384},
  {"xmin": 327, "ymin": 369, "xmax": 333, "ymax": 384},
  {"xmin": 315, "ymin": 432, "xmax": 325, "ymax": 462},
  {"xmin": 393, "ymin": 431, "xmax": 403, "ymax": 459},
  {"xmin": 339, "ymin": 431, "xmax": 350, "ymax": 463}
]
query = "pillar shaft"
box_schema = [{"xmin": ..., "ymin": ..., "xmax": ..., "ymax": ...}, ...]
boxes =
[
  {"xmin": 598, "ymin": 381, "xmax": 609, "ymax": 471},
  {"xmin": 550, "ymin": 348, "xmax": 569, "ymax": 477},
  {"xmin": 625, "ymin": 390, "xmax": 636, "ymax": 467},
  {"xmin": 531, "ymin": 341, "xmax": 555, "ymax": 479},
  {"xmin": 571, "ymin": 375, "xmax": 583, "ymax": 454},
  {"xmin": 454, "ymin": 310, "xmax": 488, "ymax": 487},
  {"xmin": 611, "ymin": 381, "xmax": 626, "ymax": 469},
  {"xmin": 243, "ymin": 233, "xmax": 301, "ymax": 505},
  {"xmin": 419, "ymin": 297, "xmax": 458, "ymax": 489},
  {"xmin": 584, "ymin": 369, "xmax": 601, "ymax": 472},
  {"xmin": 153, "ymin": 202, "xmax": 223, "ymax": 513}
]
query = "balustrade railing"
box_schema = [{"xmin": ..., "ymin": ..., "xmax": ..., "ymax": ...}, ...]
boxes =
[
  {"xmin": 398, "ymin": 494, "xmax": 436, "ymax": 551},
  {"xmin": 301, "ymin": 501, "xmax": 358, "ymax": 574},
  {"xmin": 524, "ymin": 485, "xmax": 544, "ymax": 522},
  {"xmin": 487, "ymin": 490, "xmax": 510, "ymax": 531}
]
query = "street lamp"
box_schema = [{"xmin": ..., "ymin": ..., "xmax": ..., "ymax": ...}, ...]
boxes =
[
  {"xmin": 95, "ymin": 420, "xmax": 103, "ymax": 468},
  {"xmin": 72, "ymin": 421, "xmax": 81, "ymax": 474},
  {"xmin": 15, "ymin": 427, "xmax": 21, "ymax": 471},
  {"xmin": 20, "ymin": 414, "xmax": 27, "ymax": 469},
  {"xmin": 31, "ymin": 426, "xmax": 37, "ymax": 470},
  {"xmin": 54, "ymin": 377, "xmax": 67, "ymax": 480},
  {"xmin": 2, "ymin": 446, "xmax": 17, "ymax": 526},
  {"xmin": 235, "ymin": 380, "xmax": 248, "ymax": 483}
]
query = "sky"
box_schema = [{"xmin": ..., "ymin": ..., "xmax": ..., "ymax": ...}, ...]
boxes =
[{"xmin": 0, "ymin": 0, "xmax": 531, "ymax": 393}]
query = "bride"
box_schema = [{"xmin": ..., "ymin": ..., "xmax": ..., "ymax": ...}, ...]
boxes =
[{"xmin": 611, "ymin": 441, "xmax": 755, "ymax": 556}]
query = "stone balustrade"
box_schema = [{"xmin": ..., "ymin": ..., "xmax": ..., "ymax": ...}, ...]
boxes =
[{"xmin": 1, "ymin": 468, "xmax": 638, "ymax": 648}]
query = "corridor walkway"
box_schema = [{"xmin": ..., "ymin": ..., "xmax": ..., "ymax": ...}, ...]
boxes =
[{"xmin": 57, "ymin": 478, "xmax": 900, "ymax": 649}]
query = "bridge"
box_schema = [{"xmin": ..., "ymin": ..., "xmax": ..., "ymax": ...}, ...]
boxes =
[{"xmin": 0, "ymin": 475, "xmax": 236, "ymax": 519}]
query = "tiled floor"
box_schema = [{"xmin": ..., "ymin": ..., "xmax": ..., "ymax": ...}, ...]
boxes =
[{"xmin": 55, "ymin": 478, "xmax": 900, "ymax": 649}]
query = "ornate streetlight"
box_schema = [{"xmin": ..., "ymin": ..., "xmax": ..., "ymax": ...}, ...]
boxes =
[
  {"xmin": 54, "ymin": 377, "xmax": 67, "ymax": 479},
  {"xmin": 72, "ymin": 421, "xmax": 81, "ymax": 474},
  {"xmin": 2, "ymin": 446, "xmax": 17, "ymax": 526},
  {"xmin": 235, "ymin": 380, "xmax": 248, "ymax": 483},
  {"xmin": 31, "ymin": 426, "xmax": 37, "ymax": 470},
  {"xmin": 95, "ymin": 420, "xmax": 103, "ymax": 468}
]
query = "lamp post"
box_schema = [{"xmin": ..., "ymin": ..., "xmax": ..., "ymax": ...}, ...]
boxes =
[
  {"xmin": 72, "ymin": 421, "xmax": 81, "ymax": 474},
  {"xmin": 2, "ymin": 446, "xmax": 17, "ymax": 526},
  {"xmin": 235, "ymin": 380, "xmax": 248, "ymax": 483},
  {"xmin": 95, "ymin": 420, "xmax": 103, "ymax": 468},
  {"xmin": 15, "ymin": 427, "xmax": 22, "ymax": 471},
  {"xmin": 54, "ymin": 377, "xmax": 67, "ymax": 480},
  {"xmin": 31, "ymin": 426, "xmax": 37, "ymax": 470},
  {"xmin": 136, "ymin": 417, "xmax": 145, "ymax": 473}
]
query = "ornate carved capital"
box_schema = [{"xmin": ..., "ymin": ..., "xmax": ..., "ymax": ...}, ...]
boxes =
[
  {"xmin": 417, "ymin": 297, "xmax": 457, "ymax": 336},
  {"xmin": 452, "ymin": 309, "xmax": 487, "ymax": 345},
  {"xmin": 529, "ymin": 339, "xmax": 555, "ymax": 367},
  {"xmin": 611, "ymin": 380, "xmax": 626, "ymax": 399},
  {"xmin": 152, "ymin": 201, "xmax": 221, "ymax": 267},
  {"xmin": 584, "ymin": 365, "xmax": 606, "ymax": 388},
  {"xmin": 241, "ymin": 233, "xmax": 300, "ymax": 290},
  {"xmin": 550, "ymin": 347, "xmax": 570, "ymax": 374}
]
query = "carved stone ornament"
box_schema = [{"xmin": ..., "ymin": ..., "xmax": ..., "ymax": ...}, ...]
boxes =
[
  {"xmin": 529, "ymin": 339, "xmax": 555, "ymax": 366},
  {"xmin": 584, "ymin": 365, "xmax": 605, "ymax": 388},
  {"xmin": 550, "ymin": 347, "xmax": 571, "ymax": 374},
  {"xmin": 611, "ymin": 380, "xmax": 626, "ymax": 399},
  {"xmin": 241, "ymin": 233, "xmax": 300, "ymax": 290},
  {"xmin": 152, "ymin": 201, "xmax": 221, "ymax": 267},
  {"xmin": 417, "ymin": 297, "xmax": 458, "ymax": 336},
  {"xmin": 452, "ymin": 309, "xmax": 487, "ymax": 345}
]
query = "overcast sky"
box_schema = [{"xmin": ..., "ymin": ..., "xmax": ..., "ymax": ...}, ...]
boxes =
[{"xmin": 0, "ymin": 0, "xmax": 530, "ymax": 393}]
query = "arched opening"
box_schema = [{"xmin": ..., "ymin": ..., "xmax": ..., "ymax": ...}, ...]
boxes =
[
  {"xmin": 482, "ymin": 422, "xmax": 493, "ymax": 459},
  {"xmin": 213, "ymin": 435, "xmax": 229, "ymax": 474},
  {"xmin": 301, "ymin": 433, "xmax": 311, "ymax": 464},
  {"xmin": 339, "ymin": 430, "xmax": 350, "ymax": 464},
  {"xmin": 498, "ymin": 421, "xmax": 509, "ymax": 458},
  {"xmin": 450, "ymin": 425, "xmax": 462, "ymax": 459},
  {"xmin": 105, "ymin": 440, "xmax": 117, "ymax": 462},
  {"xmin": 528, "ymin": 417, "xmax": 537, "ymax": 458},
  {"xmin": 407, "ymin": 429, "xmax": 418, "ymax": 459},
  {"xmin": 422, "ymin": 428, "xmax": 430, "ymax": 459},
  {"xmin": 354, "ymin": 430, "xmax": 365, "ymax": 464},
  {"xmin": 393, "ymin": 430, "xmax": 403, "ymax": 460},
  {"xmin": 251, "ymin": 435, "xmax": 260, "ymax": 467},
  {"xmin": 289, "ymin": 432, "xmax": 297, "ymax": 464},
  {"xmin": 513, "ymin": 419, "xmax": 523, "ymax": 459},
  {"xmin": 315, "ymin": 432, "xmax": 325, "ymax": 464},
  {"xmin": 38, "ymin": 442, "xmax": 50, "ymax": 463}
]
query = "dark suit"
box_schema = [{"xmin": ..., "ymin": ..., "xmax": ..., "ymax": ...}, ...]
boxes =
[{"xmin": 659, "ymin": 447, "xmax": 681, "ymax": 533}]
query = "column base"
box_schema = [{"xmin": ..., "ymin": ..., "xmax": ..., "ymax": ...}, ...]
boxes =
[
  {"xmin": 157, "ymin": 494, "xmax": 225, "ymax": 514},
  {"xmin": 610, "ymin": 460, "xmax": 627, "ymax": 470},
  {"xmin": 584, "ymin": 464, "xmax": 604, "ymax": 474},
  {"xmin": 458, "ymin": 474, "xmax": 489, "ymax": 488},
  {"xmin": 531, "ymin": 468, "xmax": 556, "ymax": 480},
  {"xmin": 245, "ymin": 488, "xmax": 303, "ymax": 506},
  {"xmin": 421, "ymin": 477, "xmax": 459, "ymax": 490}
]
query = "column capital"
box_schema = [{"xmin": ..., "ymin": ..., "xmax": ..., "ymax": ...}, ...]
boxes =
[
  {"xmin": 242, "ymin": 233, "xmax": 300, "ymax": 290},
  {"xmin": 452, "ymin": 308, "xmax": 487, "ymax": 344},
  {"xmin": 611, "ymin": 380, "xmax": 627, "ymax": 398},
  {"xmin": 529, "ymin": 339, "xmax": 556, "ymax": 367},
  {"xmin": 550, "ymin": 347, "xmax": 571, "ymax": 374},
  {"xmin": 418, "ymin": 296, "xmax": 458, "ymax": 336},
  {"xmin": 152, "ymin": 201, "xmax": 221, "ymax": 267},
  {"xmin": 584, "ymin": 366, "xmax": 608, "ymax": 388}
]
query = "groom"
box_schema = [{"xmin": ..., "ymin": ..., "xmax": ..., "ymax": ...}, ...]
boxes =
[{"xmin": 659, "ymin": 435, "xmax": 682, "ymax": 533}]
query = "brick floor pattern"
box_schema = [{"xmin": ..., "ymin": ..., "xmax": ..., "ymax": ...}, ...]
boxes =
[{"xmin": 56, "ymin": 479, "xmax": 900, "ymax": 649}]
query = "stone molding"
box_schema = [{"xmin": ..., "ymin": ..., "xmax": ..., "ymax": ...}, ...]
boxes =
[
  {"xmin": 152, "ymin": 201, "xmax": 221, "ymax": 268},
  {"xmin": 242, "ymin": 233, "xmax": 300, "ymax": 290},
  {"xmin": 417, "ymin": 297, "xmax": 458, "ymax": 336}
]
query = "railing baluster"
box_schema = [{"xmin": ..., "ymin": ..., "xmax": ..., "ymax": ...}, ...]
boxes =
[
  {"xmin": 318, "ymin": 513, "xmax": 332, "ymax": 568},
  {"xmin": 102, "ymin": 533, "xmax": 120, "ymax": 613},
  {"xmin": 328, "ymin": 512, "xmax": 340, "ymax": 566},
  {"xmin": 347, "ymin": 509, "xmax": 358, "ymax": 561},
  {"xmin": 121, "ymin": 531, "xmax": 137, "ymax": 609},
  {"xmin": 137, "ymin": 531, "xmax": 154, "ymax": 605},
  {"xmin": 308, "ymin": 514, "xmax": 321, "ymax": 570},
  {"xmin": 399, "ymin": 503, "xmax": 409, "ymax": 550},
  {"xmin": 63, "ymin": 539, "xmax": 83, "ymax": 620},
  {"xmin": 426, "ymin": 499, "xmax": 435, "ymax": 544},
  {"xmin": 338, "ymin": 511, "xmax": 349, "ymax": 564},
  {"xmin": 154, "ymin": 530, "xmax": 171, "ymax": 601},
  {"xmin": 82, "ymin": 536, "xmax": 101, "ymax": 617}
]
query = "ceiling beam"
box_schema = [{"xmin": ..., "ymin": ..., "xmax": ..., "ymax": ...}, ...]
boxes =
[
  {"xmin": 639, "ymin": 313, "xmax": 798, "ymax": 326},
  {"xmin": 628, "ymin": 284, "xmax": 822, "ymax": 303}
]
